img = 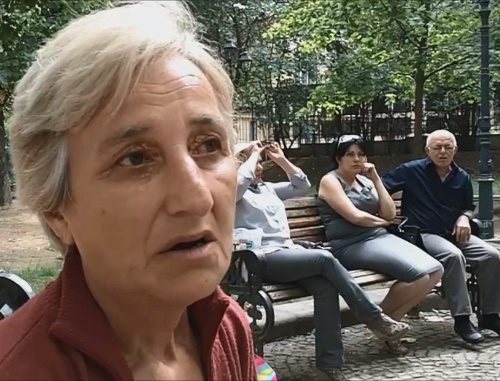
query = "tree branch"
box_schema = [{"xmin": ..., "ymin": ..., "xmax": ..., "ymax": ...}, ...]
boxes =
[
  {"xmin": 430, "ymin": 0, "xmax": 447, "ymax": 13},
  {"xmin": 424, "ymin": 54, "xmax": 475, "ymax": 80},
  {"xmin": 376, "ymin": 0, "xmax": 421, "ymax": 49}
]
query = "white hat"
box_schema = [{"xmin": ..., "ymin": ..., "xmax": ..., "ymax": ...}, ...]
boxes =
[{"xmin": 234, "ymin": 142, "xmax": 252, "ymax": 155}]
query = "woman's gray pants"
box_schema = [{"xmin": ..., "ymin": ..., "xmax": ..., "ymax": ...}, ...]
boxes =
[{"xmin": 260, "ymin": 248, "xmax": 382, "ymax": 369}]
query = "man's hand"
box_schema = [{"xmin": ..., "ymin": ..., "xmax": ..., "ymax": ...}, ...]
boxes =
[
  {"xmin": 361, "ymin": 163, "xmax": 380, "ymax": 181},
  {"xmin": 453, "ymin": 215, "xmax": 471, "ymax": 244},
  {"xmin": 265, "ymin": 142, "xmax": 286, "ymax": 163}
]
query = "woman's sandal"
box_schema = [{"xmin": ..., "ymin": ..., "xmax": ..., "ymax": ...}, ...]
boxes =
[{"xmin": 385, "ymin": 340, "xmax": 409, "ymax": 355}]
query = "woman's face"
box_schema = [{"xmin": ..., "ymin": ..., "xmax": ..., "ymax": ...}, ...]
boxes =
[
  {"xmin": 46, "ymin": 56, "xmax": 236, "ymax": 306},
  {"xmin": 254, "ymin": 162, "xmax": 263, "ymax": 178},
  {"xmin": 337, "ymin": 144, "xmax": 366, "ymax": 174},
  {"xmin": 252, "ymin": 159, "xmax": 264, "ymax": 184}
]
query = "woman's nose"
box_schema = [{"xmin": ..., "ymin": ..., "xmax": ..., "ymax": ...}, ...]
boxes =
[{"xmin": 162, "ymin": 156, "xmax": 213, "ymax": 217}]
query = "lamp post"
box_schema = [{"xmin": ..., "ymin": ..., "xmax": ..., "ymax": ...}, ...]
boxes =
[
  {"xmin": 222, "ymin": 39, "xmax": 252, "ymax": 84},
  {"xmin": 478, "ymin": 0, "xmax": 494, "ymax": 238},
  {"xmin": 222, "ymin": 39, "xmax": 256, "ymax": 140}
]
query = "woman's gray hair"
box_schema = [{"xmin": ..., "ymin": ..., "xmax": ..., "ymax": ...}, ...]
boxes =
[{"xmin": 9, "ymin": 1, "xmax": 234, "ymax": 254}]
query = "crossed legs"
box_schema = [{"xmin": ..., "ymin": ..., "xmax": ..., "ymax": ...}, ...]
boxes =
[
  {"xmin": 333, "ymin": 232, "xmax": 444, "ymax": 322},
  {"xmin": 260, "ymin": 248, "xmax": 385, "ymax": 368}
]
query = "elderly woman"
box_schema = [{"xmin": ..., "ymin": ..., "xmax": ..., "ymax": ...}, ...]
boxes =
[
  {"xmin": 0, "ymin": 2, "xmax": 257, "ymax": 380},
  {"xmin": 235, "ymin": 141, "xmax": 409, "ymax": 381},
  {"xmin": 317, "ymin": 135, "xmax": 444, "ymax": 355}
]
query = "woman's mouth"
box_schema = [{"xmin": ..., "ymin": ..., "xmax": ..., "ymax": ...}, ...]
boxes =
[
  {"xmin": 169, "ymin": 237, "xmax": 207, "ymax": 250},
  {"xmin": 159, "ymin": 233, "xmax": 217, "ymax": 260}
]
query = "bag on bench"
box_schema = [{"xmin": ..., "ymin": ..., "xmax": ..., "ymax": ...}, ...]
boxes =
[{"xmin": 387, "ymin": 217, "xmax": 427, "ymax": 252}]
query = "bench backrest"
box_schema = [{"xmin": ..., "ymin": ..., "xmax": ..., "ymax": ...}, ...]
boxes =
[{"xmin": 284, "ymin": 193, "xmax": 403, "ymax": 244}]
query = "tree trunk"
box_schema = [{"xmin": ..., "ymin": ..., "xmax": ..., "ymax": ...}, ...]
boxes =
[
  {"xmin": 0, "ymin": 101, "xmax": 12, "ymax": 207},
  {"xmin": 371, "ymin": 101, "xmax": 378, "ymax": 153},
  {"xmin": 411, "ymin": 1, "xmax": 430, "ymax": 156},
  {"xmin": 412, "ymin": 67, "xmax": 425, "ymax": 155}
]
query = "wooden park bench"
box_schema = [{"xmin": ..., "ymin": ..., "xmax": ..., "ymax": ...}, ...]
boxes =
[{"xmin": 221, "ymin": 195, "xmax": 482, "ymax": 355}]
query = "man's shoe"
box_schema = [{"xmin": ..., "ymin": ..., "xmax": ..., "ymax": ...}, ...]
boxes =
[
  {"xmin": 478, "ymin": 314, "xmax": 500, "ymax": 336},
  {"xmin": 316, "ymin": 368, "xmax": 348, "ymax": 381},
  {"xmin": 367, "ymin": 313, "xmax": 410, "ymax": 341},
  {"xmin": 454, "ymin": 319, "xmax": 485, "ymax": 343}
]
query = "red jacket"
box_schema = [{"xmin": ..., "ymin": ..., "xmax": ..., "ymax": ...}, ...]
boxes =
[{"xmin": 0, "ymin": 253, "xmax": 257, "ymax": 380}]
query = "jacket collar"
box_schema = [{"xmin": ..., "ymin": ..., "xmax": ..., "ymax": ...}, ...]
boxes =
[{"xmin": 49, "ymin": 251, "xmax": 231, "ymax": 378}]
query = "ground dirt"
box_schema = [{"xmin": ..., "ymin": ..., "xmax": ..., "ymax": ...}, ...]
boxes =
[{"xmin": 0, "ymin": 201, "xmax": 62, "ymax": 271}]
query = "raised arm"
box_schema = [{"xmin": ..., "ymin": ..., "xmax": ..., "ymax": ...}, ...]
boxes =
[
  {"xmin": 318, "ymin": 174, "xmax": 391, "ymax": 227},
  {"xmin": 265, "ymin": 142, "xmax": 311, "ymax": 200},
  {"xmin": 236, "ymin": 148, "xmax": 262, "ymax": 202},
  {"xmin": 268, "ymin": 174, "xmax": 311, "ymax": 200},
  {"xmin": 362, "ymin": 163, "xmax": 396, "ymax": 221}
]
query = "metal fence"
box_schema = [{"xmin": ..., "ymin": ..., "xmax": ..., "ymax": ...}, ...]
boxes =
[
  {"xmin": 233, "ymin": 112, "xmax": 272, "ymax": 144},
  {"xmin": 234, "ymin": 99, "xmax": 493, "ymax": 154}
]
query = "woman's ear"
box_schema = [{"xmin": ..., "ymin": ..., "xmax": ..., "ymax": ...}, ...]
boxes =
[{"xmin": 42, "ymin": 211, "xmax": 75, "ymax": 246}]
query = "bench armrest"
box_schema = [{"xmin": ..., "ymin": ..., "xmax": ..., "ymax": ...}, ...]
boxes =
[
  {"xmin": 471, "ymin": 218, "xmax": 482, "ymax": 237},
  {"xmin": 391, "ymin": 215, "xmax": 408, "ymax": 225},
  {"xmin": 394, "ymin": 215, "xmax": 482, "ymax": 235},
  {"xmin": 233, "ymin": 249, "xmax": 265, "ymax": 277},
  {"xmin": 222, "ymin": 249, "xmax": 266, "ymax": 292}
]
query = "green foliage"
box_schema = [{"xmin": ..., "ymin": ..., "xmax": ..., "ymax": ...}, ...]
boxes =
[
  {"xmin": 190, "ymin": 0, "xmax": 323, "ymax": 147},
  {"xmin": 16, "ymin": 264, "xmax": 62, "ymax": 293},
  {"xmin": 269, "ymin": 0, "xmax": 482, "ymax": 104},
  {"xmin": 0, "ymin": 0, "xmax": 111, "ymax": 206},
  {"xmin": 267, "ymin": 0, "xmax": 499, "ymax": 151},
  {"xmin": 0, "ymin": 0, "xmax": 111, "ymax": 105}
]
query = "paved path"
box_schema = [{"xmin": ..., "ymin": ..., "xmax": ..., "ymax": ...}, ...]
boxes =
[
  {"xmin": 261, "ymin": 242, "xmax": 500, "ymax": 380},
  {"xmin": 264, "ymin": 310, "xmax": 500, "ymax": 380}
]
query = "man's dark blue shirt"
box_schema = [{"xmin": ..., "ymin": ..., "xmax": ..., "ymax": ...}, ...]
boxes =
[{"xmin": 382, "ymin": 157, "xmax": 475, "ymax": 235}]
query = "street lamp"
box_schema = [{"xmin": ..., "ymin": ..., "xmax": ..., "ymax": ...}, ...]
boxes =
[
  {"xmin": 222, "ymin": 39, "xmax": 253, "ymax": 83},
  {"xmin": 222, "ymin": 39, "xmax": 256, "ymax": 140},
  {"xmin": 478, "ymin": 0, "xmax": 494, "ymax": 238}
]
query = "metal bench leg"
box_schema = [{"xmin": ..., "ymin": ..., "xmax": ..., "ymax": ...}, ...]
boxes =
[
  {"xmin": 255, "ymin": 339, "xmax": 264, "ymax": 357},
  {"xmin": 467, "ymin": 272, "xmax": 481, "ymax": 322},
  {"xmin": 237, "ymin": 290, "xmax": 275, "ymax": 355}
]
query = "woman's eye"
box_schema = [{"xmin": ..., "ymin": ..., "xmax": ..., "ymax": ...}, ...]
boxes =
[
  {"xmin": 119, "ymin": 150, "xmax": 151, "ymax": 167},
  {"xmin": 194, "ymin": 137, "xmax": 222, "ymax": 155}
]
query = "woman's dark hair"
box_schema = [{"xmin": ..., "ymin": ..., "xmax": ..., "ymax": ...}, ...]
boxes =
[
  {"xmin": 330, "ymin": 134, "xmax": 367, "ymax": 170},
  {"xmin": 316, "ymin": 134, "xmax": 367, "ymax": 193}
]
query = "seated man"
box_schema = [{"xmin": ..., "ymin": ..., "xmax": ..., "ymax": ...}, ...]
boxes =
[
  {"xmin": 382, "ymin": 129, "xmax": 500, "ymax": 344},
  {"xmin": 235, "ymin": 140, "xmax": 409, "ymax": 381}
]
